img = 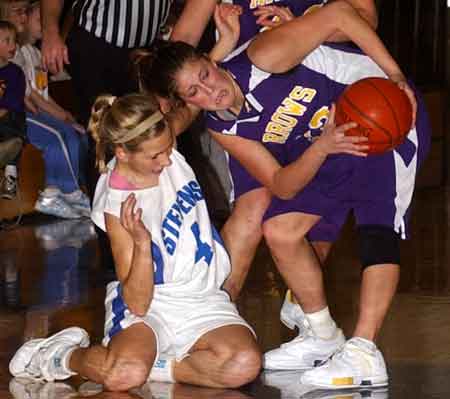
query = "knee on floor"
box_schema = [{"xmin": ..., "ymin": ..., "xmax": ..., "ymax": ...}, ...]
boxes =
[
  {"xmin": 103, "ymin": 358, "xmax": 150, "ymax": 391},
  {"xmin": 218, "ymin": 347, "xmax": 262, "ymax": 388}
]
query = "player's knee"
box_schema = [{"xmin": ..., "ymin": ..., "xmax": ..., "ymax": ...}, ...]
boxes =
[
  {"xmin": 357, "ymin": 225, "xmax": 401, "ymax": 269},
  {"xmin": 103, "ymin": 357, "xmax": 150, "ymax": 391},
  {"xmin": 219, "ymin": 347, "xmax": 262, "ymax": 388},
  {"xmin": 263, "ymin": 218, "xmax": 304, "ymax": 253}
]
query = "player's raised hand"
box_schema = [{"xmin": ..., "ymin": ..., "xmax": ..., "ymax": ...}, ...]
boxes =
[
  {"xmin": 41, "ymin": 31, "xmax": 70, "ymax": 74},
  {"xmin": 315, "ymin": 104, "xmax": 369, "ymax": 157},
  {"xmin": 214, "ymin": 4, "xmax": 242, "ymax": 46},
  {"xmin": 254, "ymin": 5, "xmax": 294, "ymax": 28},
  {"xmin": 120, "ymin": 193, "xmax": 151, "ymax": 246}
]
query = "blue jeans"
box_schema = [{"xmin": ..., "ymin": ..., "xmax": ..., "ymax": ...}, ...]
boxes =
[{"xmin": 26, "ymin": 111, "xmax": 86, "ymax": 193}]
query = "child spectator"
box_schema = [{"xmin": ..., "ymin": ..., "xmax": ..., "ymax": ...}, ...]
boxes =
[
  {"xmin": 0, "ymin": 20, "xmax": 26, "ymax": 199},
  {"xmin": 3, "ymin": 0, "xmax": 90, "ymax": 218}
]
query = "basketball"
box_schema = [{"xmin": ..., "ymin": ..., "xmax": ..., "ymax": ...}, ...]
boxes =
[{"xmin": 335, "ymin": 77, "xmax": 413, "ymax": 154}]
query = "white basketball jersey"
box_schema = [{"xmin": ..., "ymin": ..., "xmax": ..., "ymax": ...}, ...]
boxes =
[{"xmin": 91, "ymin": 150, "xmax": 231, "ymax": 299}]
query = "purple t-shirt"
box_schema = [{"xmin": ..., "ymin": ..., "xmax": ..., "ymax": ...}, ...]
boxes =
[
  {"xmin": 231, "ymin": 0, "xmax": 327, "ymax": 48},
  {"xmin": 0, "ymin": 62, "xmax": 25, "ymax": 113}
]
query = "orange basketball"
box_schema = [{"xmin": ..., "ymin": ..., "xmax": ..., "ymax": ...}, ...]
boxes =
[{"xmin": 335, "ymin": 77, "xmax": 412, "ymax": 154}]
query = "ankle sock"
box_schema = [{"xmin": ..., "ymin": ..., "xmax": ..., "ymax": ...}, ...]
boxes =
[
  {"xmin": 305, "ymin": 307, "xmax": 338, "ymax": 339},
  {"xmin": 149, "ymin": 355, "xmax": 175, "ymax": 383}
]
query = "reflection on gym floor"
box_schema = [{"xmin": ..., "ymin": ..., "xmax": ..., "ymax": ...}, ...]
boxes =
[{"xmin": 1, "ymin": 187, "xmax": 450, "ymax": 399}]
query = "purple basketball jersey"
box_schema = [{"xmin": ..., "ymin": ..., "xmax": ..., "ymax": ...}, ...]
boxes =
[{"xmin": 206, "ymin": 43, "xmax": 431, "ymax": 240}]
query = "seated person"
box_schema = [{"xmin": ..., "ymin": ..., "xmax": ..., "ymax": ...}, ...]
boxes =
[{"xmin": 9, "ymin": 93, "xmax": 261, "ymax": 391}]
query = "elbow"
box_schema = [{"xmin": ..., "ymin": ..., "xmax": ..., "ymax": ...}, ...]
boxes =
[
  {"xmin": 271, "ymin": 184, "xmax": 297, "ymax": 200},
  {"xmin": 275, "ymin": 189, "xmax": 297, "ymax": 201}
]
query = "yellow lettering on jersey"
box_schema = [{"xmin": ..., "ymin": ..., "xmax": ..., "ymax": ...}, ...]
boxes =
[
  {"xmin": 250, "ymin": 0, "xmax": 275, "ymax": 9},
  {"xmin": 263, "ymin": 86, "xmax": 317, "ymax": 143},
  {"xmin": 289, "ymin": 86, "xmax": 317, "ymax": 102},
  {"xmin": 272, "ymin": 112, "xmax": 298, "ymax": 128},
  {"xmin": 262, "ymin": 132, "xmax": 286, "ymax": 144},
  {"xmin": 304, "ymin": 4, "xmax": 324, "ymax": 16},
  {"xmin": 278, "ymin": 97, "xmax": 307, "ymax": 117},
  {"xmin": 309, "ymin": 106, "xmax": 330, "ymax": 129}
]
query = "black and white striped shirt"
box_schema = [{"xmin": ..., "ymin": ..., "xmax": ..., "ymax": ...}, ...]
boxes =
[{"xmin": 74, "ymin": 0, "xmax": 173, "ymax": 48}]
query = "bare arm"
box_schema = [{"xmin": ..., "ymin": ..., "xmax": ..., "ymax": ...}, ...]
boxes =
[
  {"xmin": 28, "ymin": 90, "xmax": 70, "ymax": 121},
  {"xmin": 326, "ymin": 0, "xmax": 378, "ymax": 41},
  {"xmin": 41, "ymin": 0, "xmax": 69, "ymax": 74},
  {"xmin": 169, "ymin": 0, "xmax": 217, "ymax": 46},
  {"xmin": 248, "ymin": 0, "xmax": 399, "ymax": 79},
  {"xmin": 210, "ymin": 106, "xmax": 367, "ymax": 199},
  {"xmin": 105, "ymin": 194, "xmax": 154, "ymax": 317}
]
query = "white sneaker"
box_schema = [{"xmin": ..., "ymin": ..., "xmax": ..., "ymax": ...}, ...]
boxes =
[
  {"xmin": 35, "ymin": 192, "xmax": 81, "ymax": 219},
  {"xmin": 262, "ymin": 370, "xmax": 388, "ymax": 399},
  {"xmin": 300, "ymin": 388, "xmax": 388, "ymax": 399},
  {"xmin": 264, "ymin": 323, "xmax": 345, "ymax": 370},
  {"xmin": 9, "ymin": 378, "xmax": 77, "ymax": 399},
  {"xmin": 9, "ymin": 327, "xmax": 89, "ymax": 381},
  {"xmin": 280, "ymin": 289, "xmax": 305, "ymax": 330},
  {"xmin": 61, "ymin": 190, "xmax": 91, "ymax": 218},
  {"xmin": 300, "ymin": 337, "xmax": 388, "ymax": 389}
]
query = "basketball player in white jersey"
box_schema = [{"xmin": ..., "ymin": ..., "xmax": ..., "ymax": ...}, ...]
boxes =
[{"xmin": 9, "ymin": 93, "xmax": 261, "ymax": 391}]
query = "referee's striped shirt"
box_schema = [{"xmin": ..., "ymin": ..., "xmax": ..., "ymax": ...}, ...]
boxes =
[{"xmin": 74, "ymin": 0, "xmax": 173, "ymax": 48}]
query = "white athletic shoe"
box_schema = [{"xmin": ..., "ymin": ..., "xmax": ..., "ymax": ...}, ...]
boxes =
[
  {"xmin": 264, "ymin": 322, "xmax": 345, "ymax": 370},
  {"xmin": 300, "ymin": 337, "xmax": 388, "ymax": 389},
  {"xmin": 262, "ymin": 371, "xmax": 388, "ymax": 399},
  {"xmin": 280, "ymin": 290, "xmax": 305, "ymax": 331},
  {"xmin": 9, "ymin": 327, "xmax": 89, "ymax": 381},
  {"xmin": 9, "ymin": 378, "xmax": 77, "ymax": 399}
]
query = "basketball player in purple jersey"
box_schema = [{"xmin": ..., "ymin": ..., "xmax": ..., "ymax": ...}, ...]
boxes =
[{"xmin": 138, "ymin": 1, "xmax": 430, "ymax": 390}]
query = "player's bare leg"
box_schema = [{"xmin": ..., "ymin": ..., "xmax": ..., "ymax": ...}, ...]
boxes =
[
  {"xmin": 353, "ymin": 263, "xmax": 400, "ymax": 341},
  {"xmin": 300, "ymin": 266, "xmax": 396, "ymax": 388},
  {"xmin": 221, "ymin": 188, "xmax": 271, "ymax": 301},
  {"xmin": 69, "ymin": 323, "xmax": 157, "ymax": 391},
  {"xmin": 263, "ymin": 213, "xmax": 345, "ymax": 370},
  {"xmin": 174, "ymin": 324, "xmax": 261, "ymax": 388},
  {"xmin": 263, "ymin": 212, "xmax": 326, "ymax": 313},
  {"xmin": 282, "ymin": 240, "xmax": 332, "ymax": 321}
]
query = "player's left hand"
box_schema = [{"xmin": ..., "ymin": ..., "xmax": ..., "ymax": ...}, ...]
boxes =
[{"xmin": 254, "ymin": 5, "xmax": 294, "ymax": 28}]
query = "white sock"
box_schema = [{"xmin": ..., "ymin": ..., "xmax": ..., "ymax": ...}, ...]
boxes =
[
  {"xmin": 305, "ymin": 307, "xmax": 337, "ymax": 339},
  {"xmin": 149, "ymin": 355, "xmax": 175, "ymax": 383},
  {"xmin": 5, "ymin": 164, "xmax": 17, "ymax": 178}
]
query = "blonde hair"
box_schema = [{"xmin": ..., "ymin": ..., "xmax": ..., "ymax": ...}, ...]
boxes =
[{"xmin": 88, "ymin": 93, "xmax": 169, "ymax": 173}]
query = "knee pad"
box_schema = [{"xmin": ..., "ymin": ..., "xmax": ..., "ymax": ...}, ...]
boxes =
[{"xmin": 357, "ymin": 225, "xmax": 400, "ymax": 269}]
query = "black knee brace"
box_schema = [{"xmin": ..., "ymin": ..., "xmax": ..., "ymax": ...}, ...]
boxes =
[{"xmin": 357, "ymin": 225, "xmax": 401, "ymax": 269}]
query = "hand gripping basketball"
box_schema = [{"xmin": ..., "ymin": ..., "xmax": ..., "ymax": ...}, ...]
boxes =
[{"xmin": 335, "ymin": 77, "xmax": 413, "ymax": 155}]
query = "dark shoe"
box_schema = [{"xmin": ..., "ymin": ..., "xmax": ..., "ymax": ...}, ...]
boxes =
[{"xmin": 1, "ymin": 174, "xmax": 17, "ymax": 200}]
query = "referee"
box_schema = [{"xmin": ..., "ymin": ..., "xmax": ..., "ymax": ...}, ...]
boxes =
[{"xmin": 40, "ymin": 0, "xmax": 217, "ymax": 125}]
